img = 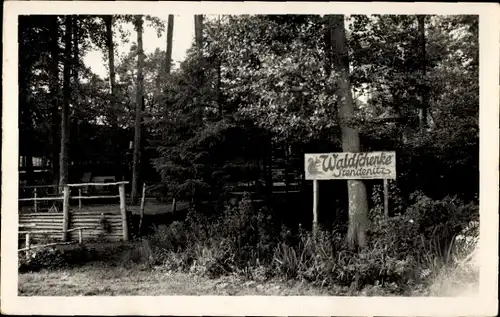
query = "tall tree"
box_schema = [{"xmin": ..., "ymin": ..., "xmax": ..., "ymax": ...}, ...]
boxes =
[
  {"xmin": 194, "ymin": 14, "xmax": 204, "ymax": 87},
  {"xmin": 153, "ymin": 14, "xmax": 174, "ymax": 112},
  {"xmin": 417, "ymin": 15, "xmax": 428, "ymax": 131},
  {"xmin": 59, "ymin": 16, "xmax": 73, "ymax": 189},
  {"xmin": 327, "ymin": 15, "xmax": 369, "ymax": 250},
  {"xmin": 73, "ymin": 17, "xmax": 80, "ymax": 119},
  {"xmin": 49, "ymin": 16, "xmax": 61, "ymax": 186},
  {"xmin": 216, "ymin": 15, "xmax": 223, "ymax": 117},
  {"xmin": 104, "ymin": 15, "xmax": 118, "ymax": 128},
  {"xmin": 165, "ymin": 14, "xmax": 174, "ymax": 76},
  {"xmin": 131, "ymin": 15, "xmax": 145, "ymax": 203},
  {"xmin": 18, "ymin": 17, "xmax": 35, "ymax": 186}
]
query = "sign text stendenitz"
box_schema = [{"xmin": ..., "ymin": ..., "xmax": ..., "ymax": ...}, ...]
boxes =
[{"xmin": 305, "ymin": 151, "xmax": 396, "ymax": 180}]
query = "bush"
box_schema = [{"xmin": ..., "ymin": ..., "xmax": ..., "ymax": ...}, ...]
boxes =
[
  {"xmin": 269, "ymin": 191, "xmax": 478, "ymax": 294},
  {"xmin": 140, "ymin": 189, "xmax": 478, "ymax": 295},
  {"xmin": 18, "ymin": 245, "xmax": 99, "ymax": 273},
  {"xmin": 145, "ymin": 193, "xmax": 277, "ymax": 277},
  {"xmin": 149, "ymin": 222, "xmax": 188, "ymax": 252}
]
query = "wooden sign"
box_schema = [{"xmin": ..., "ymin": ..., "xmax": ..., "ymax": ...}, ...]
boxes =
[{"xmin": 305, "ymin": 151, "xmax": 396, "ymax": 180}]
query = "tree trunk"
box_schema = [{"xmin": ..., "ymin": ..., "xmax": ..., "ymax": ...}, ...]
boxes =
[
  {"xmin": 194, "ymin": 15, "xmax": 204, "ymax": 87},
  {"xmin": 217, "ymin": 15, "xmax": 223, "ymax": 117},
  {"xmin": 327, "ymin": 15, "xmax": 369, "ymax": 250},
  {"xmin": 417, "ymin": 15, "xmax": 428, "ymax": 131},
  {"xmin": 194, "ymin": 15, "xmax": 203, "ymax": 52},
  {"xmin": 131, "ymin": 15, "xmax": 144, "ymax": 204},
  {"xmin": 50, "ymin": 16, "xmax": 60, "ymax": 187},
  {"xmin": 105, "ymin": 15, "xmax": 120, "ymax": 172},
  {"xmin": 20, "ymin": 69, "xmax": 33, "ymax": 186},
  {"xmin": 73, "ymin": 17, "xmax": 79, "ymax": 93},
  {"xmin": 156, "ymin": 14, "xmax": 174, "ymax": 113},
  {"xmin": 165, "ymin": 14, "xmax": 174, "ymax": 76},
  {"xmin": 19, "ymin": 20, "xmax": 34, "ymax": 186},
  {"xmin": 105, "ymin": 15, "xmax": 118, "ymax": 128},
  {"xmin": 59, "ymin": 15, "xmax": 73, "ymax": 190}
]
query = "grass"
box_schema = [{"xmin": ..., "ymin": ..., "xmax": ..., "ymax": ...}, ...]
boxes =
[
  {"xmin": 18, "ymin": 242, "xmax": 337, "ymax": 296},
  {"xmin": 18, "ymin": 262, "xmax": 335, "ymax": 296}
]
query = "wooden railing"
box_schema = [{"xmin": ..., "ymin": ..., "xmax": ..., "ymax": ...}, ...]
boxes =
[
  {"xmin": 19, "ymin": 181, "xmax": 129, "ymax": 242},
  {"xmin": 19, "ymin": 184, "xmax": 62, "ymax": 212},
  {"xmin": 18, "ymin": 226, "xmax": 99, "ymax": 259}
]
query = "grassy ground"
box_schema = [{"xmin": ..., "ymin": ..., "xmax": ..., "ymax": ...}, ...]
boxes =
[
  {"xmin": 18, "ymin": 263, "xmax": 335, "ymax": 296},
  {"xmin": 18, "ymin": 242, "xmax": 338, "ymax": 296}
]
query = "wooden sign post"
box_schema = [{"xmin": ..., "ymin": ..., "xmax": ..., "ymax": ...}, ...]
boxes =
[
  {"xmin": 62, "ymin": 185, "xmax": 70, "ymax": 242},
  {"xmin": 312, "ymin": 179, "xmax": 319, "ymax": 239},
  {"xmin": 305, "ymin": 151, "xmax": 397, "ymax": 233},
  {"xmin": 118, "ymin": 183, "xmax": 129, "ymax": 242},
  {"xmin": 383, "ymin": 178, "xmax": 389, "ymax": 218}
]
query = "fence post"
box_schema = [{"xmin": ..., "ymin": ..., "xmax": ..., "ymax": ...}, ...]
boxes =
[
  {"xmin": 25, "ymin": 233, "xmax": 31, "ymax": 260},
  {"xmin": 312, "ymin": 180, "xmax": 319, "ymax": 240},
  {"xmin": 33, "ymin": 188, "xmax": 38, "ymax": 213},
  {"xmin": 78, "ymin": 188, "xmax": 82, "ymax": 210},
  {"xmin": 383, "ymin": 179, "xmax": 389, "ymax": 218},
  {"xmin": 138, "ymin": 183, "xmax": 146, "ymax": 235},
  {"xmin": 119, "ymin": 183, "xmax": 129, "ymax": 241},
  {"xmin": 172, "ymin": 197, "xmax": 177, "ymax": 213},
  {"xmin": 62, "ymin": 185, "xmax": 70, "ymax": 242},
  {"xmin": 78, "ymin": 228, "xmax": 83, "ymax": 244}
]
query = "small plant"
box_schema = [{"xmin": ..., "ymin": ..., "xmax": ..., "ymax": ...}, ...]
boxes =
[
  {"xmin": 122, "ymin": 239, "xmax": 155, "ymax": 268},
  {"xmin": 98, "ymin": 214, "xmax": 112, "ymax": 233}
]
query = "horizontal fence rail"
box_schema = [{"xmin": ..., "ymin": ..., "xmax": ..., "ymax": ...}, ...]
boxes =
[
  {"xmin": 19, "ymin": 181, "xmax": 130, "ymax": 246},
  {"xmin": 21, "ymin": 184, "xmax": 61, "ymax": 189},
  {"xmin": 71, "ymin": 195, "xmax": 121, "ymax": 200},
  {"xmin": 19, "ymin": 226, "xmax": 100, "ymax": 257},
  {"xmin": 67, "ymin": 181, "xmax": 129, "ymax": 187},
  {"xmin": 19, "ymin": 196, "xmax": 63, "ymax": 202}
]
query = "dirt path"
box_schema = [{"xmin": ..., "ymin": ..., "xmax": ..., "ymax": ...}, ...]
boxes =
[{"xmin": 18, "ymin": 263, "xmax": 335, "ymax": 296}]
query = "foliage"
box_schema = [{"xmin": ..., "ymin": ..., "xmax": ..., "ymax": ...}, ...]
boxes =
[
  {"xmin": 122, "ymin": 191, "xmax": 477, "ymax": 295},
  {"xmin": 18, "ymin": 245, "xmax": 99, "ymax": 273}
]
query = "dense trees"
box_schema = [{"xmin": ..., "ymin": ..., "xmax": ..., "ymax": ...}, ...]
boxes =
[{"xmin": 19, "ymin": 14, "xmax": 479, "ymax": 249}]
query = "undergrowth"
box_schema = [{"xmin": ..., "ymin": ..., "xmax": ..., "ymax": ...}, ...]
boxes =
[
  {"xmin": 124, "ymin": 191, "xmax": 479, "ymax": 295},
  {"xmin": 20, "ymin": 191, "xmax": 479, "ymax": 296}
]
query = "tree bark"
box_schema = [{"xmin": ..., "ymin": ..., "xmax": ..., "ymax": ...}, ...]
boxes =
[
  {"xmin": 104, "ymin": 15, "xmax": 120, "ymax": 172},
  {"xmin": 194, "ymin": 15, "xmax": 204, "ymax": 87},
  {"xmin": 165, "ymin": 15, "xmax": 174, "ymax": 76},
  {"xmin": 327, "ymin": 15, "xmax": 369, "ymax": 250},
  {"xmin": 59, "ymin": 15, "xmax": 73, "ymax": 190},
  {"xmin": 217, "ymin": 16, "xmax": 223, "ymax": 118},
  {"xmin": 156, "ymin": 14, "xmax": 174, "ymax": 113},
  {"xmin": 105, "ymin": 15, "xmax": 118, "ymax": 128},
  {"xmin": 417, "ymin": 15, "xmax": 428, "ymax": 131},
  {"xmin": 19, "ymin": 56, "xmax": 33, "ymax": 186},
  {"xmin": 49, "ymin": 16, "xmax": 60, "ymax": 187},
  {"xmin": 73, "ymin": 17, "xmax": 79, "ymax": 94},
  {"xmin": 131, "ymin": 15, "xmax": 145, "ymax": 204}
]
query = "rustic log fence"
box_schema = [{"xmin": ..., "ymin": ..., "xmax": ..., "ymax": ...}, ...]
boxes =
[
  {"xmin": 19, "ymin": 226, "xmax": 98, "ymax": 259},
  {"xmin": 18, "ymin": 181, "xmax": 129, "ymax": 255}
]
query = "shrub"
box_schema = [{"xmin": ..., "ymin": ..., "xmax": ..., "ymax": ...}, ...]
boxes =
[
  {"xmin": 149, "ymin": 222, "xmax": 188, "ymax": 253},
  {"xmin": 121, "ymin": 239, "xmax": 155, "ymax": 268},
  {"xmin": 18, "ymin": 245, "xmax": 99, "ymax": 273},
  {"xmin": 141, "ymin": 188, "xmax": 478, "ymax": 296},
  {"xmin": 145, "ymin": 193, "xmax": 277, "ymax": 276},
  {"xmin": 270, "ymin": 191, "xmax": 478, "ymax": 294}
]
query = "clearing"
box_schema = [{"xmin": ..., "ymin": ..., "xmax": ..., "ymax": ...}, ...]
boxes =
[{"xmin": 18, "ymin": 263, "xmax": 335, "ymax": 296}]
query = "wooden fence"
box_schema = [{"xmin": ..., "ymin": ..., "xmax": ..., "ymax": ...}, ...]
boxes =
[{"xmin": 18, "ymin": 181, "xmax": 129, "ymax": 252}]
